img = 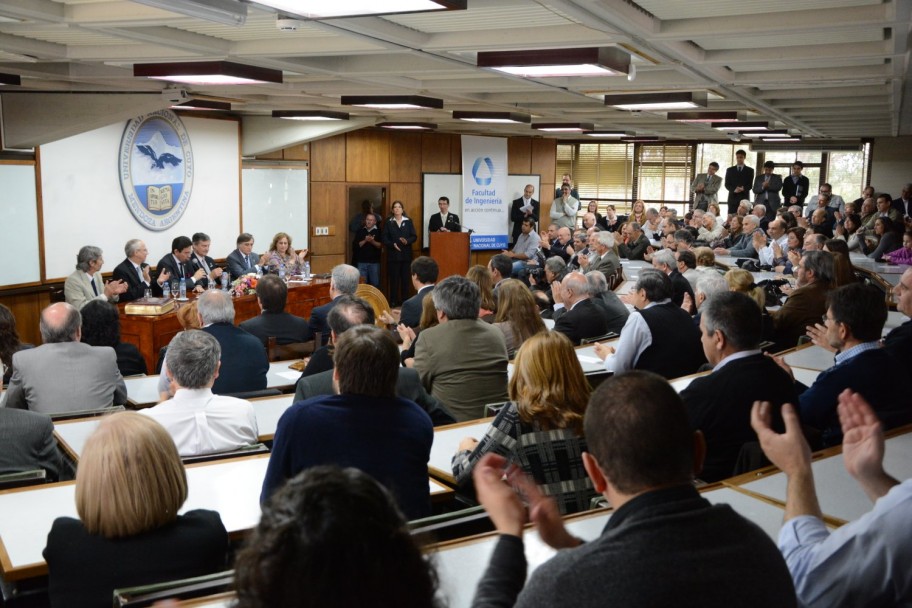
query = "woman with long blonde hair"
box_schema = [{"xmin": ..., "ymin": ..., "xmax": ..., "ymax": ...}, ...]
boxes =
[
  {"xmin": 451, "ymin": 331, "xmax": 596, "ymax": 514},
  {"xmin": 630, "ymin": 199, "xmax": 647, "ymax": 225},
  {"xmin": 466, "ymin": 264, "xmax": 497, "ymax": 319},
  {"xmin": 493, "ymin": 279, "xmax": 547, "ymax": 353}
]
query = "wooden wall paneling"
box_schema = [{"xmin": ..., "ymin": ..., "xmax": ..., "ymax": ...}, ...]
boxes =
[
  {"xmin": 531, "ymin": 138, "xmax": 557, "ymax": 183},
  {"xmin": 309, "ymin": 181, "xmax": 347, "ymax": 257},
  {"xmin": 283, "ymin": 143, "xmax": 309, "ymax": 161},
  {"xmin": 389, "ymin": 132, "xmax": 422, "ymax": 183},
  {"xmin": 346, "ymin": 130, "xmax": 390, "ymax": 183},
  {"xmin": 420, "ymin": 133, "xmax": 452, "ymax": 173},
  {"xmin": 310, "ymin": 254, "xmax": 346, "ymax": 275},
  {"xmin": 0, "ymin": 290, "xmax": 50, "ymax": 346},
  {"xmin": 449, "ymin": 134, "xmax": 462, "ymax": 174},
  {"xmin": 470, "ymin": 250, "xmax": 496, "ymax": 270},
  {"xmin": 310, "ymin": 135, "xmax": 346, "ymax": 182},
  {"xmin": 508, "ymin": 137, "xmax": 532, "ymax": 175}
]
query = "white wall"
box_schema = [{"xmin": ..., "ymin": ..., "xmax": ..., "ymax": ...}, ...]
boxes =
[
  {"xmin": 40, "ymin": 116, "xmax": 240, "ymax": 280},
  {"xmin": 871, "ymin": 136, "xmax": 912, "ymax": 195}
]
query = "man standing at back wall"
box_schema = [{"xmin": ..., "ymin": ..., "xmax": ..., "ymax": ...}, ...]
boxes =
[
  {"xmin": 725, "ymin": 149, "xmax": 754, "ymax": 216},
  {"xmin": 511, "ymin": 184, "xmax": 540, "ymax": 245}
]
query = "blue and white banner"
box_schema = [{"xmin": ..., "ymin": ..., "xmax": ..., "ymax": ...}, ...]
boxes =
[{"xmin": 461, "ymin": 135, "xmax": 508, "ymax": 250}]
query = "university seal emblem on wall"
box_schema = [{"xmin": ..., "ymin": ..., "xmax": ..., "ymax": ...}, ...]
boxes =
[{"xmin": 119, "ymin": 110, "xmax": 194, "ymax": 231}]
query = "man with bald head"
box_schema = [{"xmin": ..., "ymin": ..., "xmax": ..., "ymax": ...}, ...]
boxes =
[
  {"xmin": 552, "ymin": 271, "xmax": 610, "ymax": 345},
  {"xmin": 4, "ymin": 302, "xmax": 126, "ymax": 413}
]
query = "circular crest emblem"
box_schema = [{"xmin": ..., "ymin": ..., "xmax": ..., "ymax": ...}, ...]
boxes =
[{"xmin": 119, "ymin": 110, "xmax": 193, "ymax": 231}]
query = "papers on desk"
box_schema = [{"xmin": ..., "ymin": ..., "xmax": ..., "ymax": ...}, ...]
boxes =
[
  {"xmin": 274, "ymin": 370, "xmax": 302, "ymax": 382},
  {"xmin": 428, "ymin": 419, "xmax": 492, "ymax": 483},
  {"xmin": 783, "ymin": 345, "xmax": 834, "ymax": 372}
]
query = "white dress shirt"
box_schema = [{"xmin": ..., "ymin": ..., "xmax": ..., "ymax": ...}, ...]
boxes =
[
  {"xmin": 139, "ymin": 387, "xmax": 258, "ymax": 457},
  {"xmin": 759, "ymin": 235, "xmax": 788, "ymax": 266},
  {"xmin": 602, "ymin": 299, "xmax": 671, "ymax": 374}
]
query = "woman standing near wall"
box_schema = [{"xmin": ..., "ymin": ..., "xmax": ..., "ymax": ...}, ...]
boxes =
[{"xmin": 383, "ymin": 201, "xmax": 417, "ymax": 306}]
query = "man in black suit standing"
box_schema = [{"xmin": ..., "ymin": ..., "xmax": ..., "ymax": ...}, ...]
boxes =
[
  {"xmin": 427, "ymin": 196, "xmax": 461, "ymax": 233},
  {"xmin": 154, "ymin": 235, "xmax": 206, "ymax": 295},
  {"xmin": 112, "ymin": 239, "xmax": 170, "ymax": 302},
  {"xmin": 190, "ymin": 232, "xmax": 223, "ymax": 289},
  {"xmin": 782, "ymin": 161, "xmax": 810, "ymax": 211},
  {"xmin": 724, "ymin": 149, "xmax": 754, "ymax": 216},
  {"xmin": 240, "ymin": 274, "xmax": 311, "ymax": 346},
  {"xmin": 679, "ymin": 292, "xmax": 799, "ymax": 482},
  {"xmin": 510, "ymin": 184, "xmax": 539, "ymax": 244},
  {"xmin": 551, "ymin": 271, "xmax": 609, "ymax": 345},
  {"xmin": 554, "ymin": 173, "xmax": 579, "ymax": 200}
]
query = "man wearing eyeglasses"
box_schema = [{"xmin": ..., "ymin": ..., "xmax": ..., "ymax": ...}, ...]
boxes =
[{"xmin": 803, "ymin": 183, "xmax": 846, "ymax": 219}]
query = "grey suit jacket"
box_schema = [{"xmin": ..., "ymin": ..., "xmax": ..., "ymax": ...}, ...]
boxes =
[
  {"xmin": 585, "ymin": 251, "xmax": 620, "ymax": 278},
  {"xmin": 752, "ymin": 173, "xmax": 783, "ymax": 209},
  {"xmin": 691, "ymin": 173, "xmax": 723, "ymax": 209},
  {"xmin": 294, "ymin": 367, "xmax": 455, "ymax": 426},
  {"xmin": 63, "ymin": 270, "xmax": 116, "ymax": 310},
  {"xmin": 0, "ymin": 408, "xmax": 63, "ymax": 480},
  {"xmin": 3, "ymin": 342, "xmax": 127, "ymax": 414}
]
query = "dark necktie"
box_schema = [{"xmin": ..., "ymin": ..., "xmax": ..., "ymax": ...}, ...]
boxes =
[{"xmin": 91, "ymin": 278, "xmax": 98, "ymax": 296}]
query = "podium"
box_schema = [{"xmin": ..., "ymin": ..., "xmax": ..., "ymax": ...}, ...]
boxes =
[{"xmin": 430, "ymin": 231, "xmax": 470, "ymax": 279}]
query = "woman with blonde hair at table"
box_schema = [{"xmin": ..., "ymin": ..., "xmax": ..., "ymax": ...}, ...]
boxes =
[
  {"xmin": 724, "ymin": 268, "xmax": 766, "ymax": 309},
  {"xmin": 451, "ymin": 331, "xmax": 596, "ymax": 514},
  {"xmin": 466, "ymin": 264, "xmax": 497, "ymax": 320},
  {"xmin": 259, "ymin": 232, "xmax": 308, "ymax": 274},
  {"xmin": 43, "ymin": 413, "xmax": 228, "ymax": 608}
]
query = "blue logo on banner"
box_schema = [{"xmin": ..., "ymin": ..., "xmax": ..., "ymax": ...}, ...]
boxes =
[{"xmin": 472, "ymin": 156, "xmax": 494, "ymax": 186}]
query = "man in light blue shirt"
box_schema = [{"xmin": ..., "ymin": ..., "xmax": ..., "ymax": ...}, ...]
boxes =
[
  {"xmin": 502, "ymin": 217, "xmax": 541, "ymax": 276},
  {"xmin": 752, "ymin": 390, "xmax": 912, "ymax": 607}
]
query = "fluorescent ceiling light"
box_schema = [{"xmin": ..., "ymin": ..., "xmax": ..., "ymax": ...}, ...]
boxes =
[
  {"xmin": 342, "ymin": 95, "xmax": 443, "ymax": 110},
  {"xmin": 272, "ymin": 110, "xmax": 350, "ymax": 121},
  {"xmin": 532, "ymin": 122, "xmax": 594, "ymax": 132},
  {"xmin": 0, "ymin": 72, "xmax": 21, "ymax": 86},
  {"xmin": 667, "ymin": 111, "xmax": 742, "ymax": 123},
  {"xmin": 586, "ymin": 131, "xmax": 634, "ymax": 138},
  {"xmin": 712, "ymin": 121, "xmax": 770, "ymax": 131},
  {"xmin": 620, "ymin": 136, "xmax": 665, "ymax": 142},
  {"xmin": 477, "ymin": 48, "xmax": 629, "ymax": 78},
  {"xmin": 134, "ymin": 61, "xmax": 282, "ymax": 85},
  {"xmin": 253, "ymin": 0, "xmax": 466, "ymax": 19},
  {"xmin": 377, "ymin": 122, "xmax": 437, "ymax": 130},
  {"xmin": 754, "ymin": 130, "xmax": 791, "ymax": 138},
  {"xmin": 452, "ymin": 111, "xmax": 530, "ymax": 124},
  {"xmin": 604, "ymin": 92, "xmax": 707, "ymax": 111},
  {"xmin": 131, "ymin": 0, "xmax": 246, "ymax": 26}
]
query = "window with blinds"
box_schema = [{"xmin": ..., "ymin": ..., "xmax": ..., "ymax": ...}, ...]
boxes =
[
  {"xmin": 555, "ymin": 143, "xmax": 633, "ymax": 202},
  {"xmin": 635, "ymin": 143, "xmax": 693, "ymax": 204}
]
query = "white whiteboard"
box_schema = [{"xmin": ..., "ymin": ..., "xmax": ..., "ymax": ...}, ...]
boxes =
[
  {"xmin": 241, "ymin": 166, "xmax": 309, "ymax": 251},
  {"xmin": 421, "ymin": 173, "xmax": 541, "ymax": 248},
  {"xmin": 0, "ymin": 163, "xmax": 40, "ymax": 286}
]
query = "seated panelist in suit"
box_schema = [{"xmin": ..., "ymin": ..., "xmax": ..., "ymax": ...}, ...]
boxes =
[
  {"xmin": 226, "ymin": 232, "xmax": 261, "ymax": 279},
  {"xmin": 63, "ymin": 245, "xmax": 128, "ymax": 310},
  {"xmin": 551, "ymin": 271, "xmax": 610, "ymax": 346},
  {"xmin": 427, "ymin": 196, "xmax": 461, "ymax": 233},
  {"xmin": 240, "ymin": 274, "xmax": 312, "ymax": 346},
  {"xmin": 112, "ymin": 239, "xmax": 170, "ymax": 302},
  {"xmin": 153, "ymin": 235, "xmax": 206, "ymax": 296},
  {"xmin": 43, "ymin": 412, "xmax": 229, "ymax": 608},
  {"xmin": 190, "ymin": 232, "xmax": 223, "ymax": 289}
]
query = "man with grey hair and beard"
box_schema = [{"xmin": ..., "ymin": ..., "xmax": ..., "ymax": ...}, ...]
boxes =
[
  {"xmin": 413, "ymin": 276, "xmax": 508, "ymax": 421},
  {"xmin": 141, "ymin": 330, "xmax": 257, "ymax": 457}
]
